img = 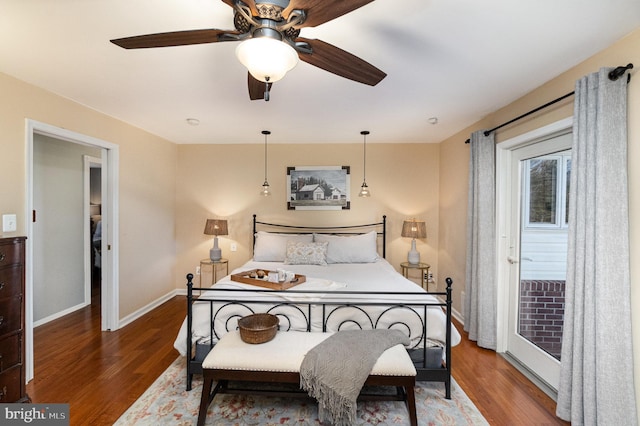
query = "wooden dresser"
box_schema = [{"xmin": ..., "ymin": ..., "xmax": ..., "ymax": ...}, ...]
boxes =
[{"xmin": 0, "ymin": 236, "xmax": 28, "ymax": 403}]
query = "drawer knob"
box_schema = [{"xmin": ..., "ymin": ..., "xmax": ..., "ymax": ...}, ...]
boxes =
[
  {"xmin": 0, "ymin": 385, "xmax": 7, "ymax": 400},
  {"xmin": 0, "ymin": 253, "xmax": 5, "ymax": 262},
  {"xmin": 0, "ymin": 316, "xmax": 3, "ymax": 326},
  {"xmin": 0, "ymin": 282, "xmax": 4, "ymax": 290}
]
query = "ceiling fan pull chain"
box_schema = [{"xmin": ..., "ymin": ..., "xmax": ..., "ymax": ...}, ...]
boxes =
[{"xmin": 264, "ymin": 77, "xmax": 271, "ymax": 101}]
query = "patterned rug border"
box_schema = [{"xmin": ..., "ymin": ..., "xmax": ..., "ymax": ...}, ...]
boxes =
[{"xmin": 115, "ymin": 357, "xmax": 488, "ymax": 425}]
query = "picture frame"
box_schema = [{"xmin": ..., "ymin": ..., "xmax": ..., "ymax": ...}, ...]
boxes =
[{"xmin": 287, "ymin": 166, "xmax": 350, "ymax": 210}]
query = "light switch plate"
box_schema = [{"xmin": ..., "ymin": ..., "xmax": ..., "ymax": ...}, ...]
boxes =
[{"xmin": 2, "ymin": 214, "xmax": 17, "ymax": 232}]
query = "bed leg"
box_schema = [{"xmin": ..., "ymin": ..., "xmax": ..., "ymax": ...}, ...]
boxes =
[
  {"xmin": 187, "ymin": 372, "xmax": 193, "ymax": 392},
  {"xmin": 445, "ymin": 378, "xmax": 451, "ymax": 399}
]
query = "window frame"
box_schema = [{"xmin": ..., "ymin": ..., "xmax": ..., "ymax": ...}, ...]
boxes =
[{"xmin": 523, "ymin": 150, "xmax": 571, "ymax": 230}]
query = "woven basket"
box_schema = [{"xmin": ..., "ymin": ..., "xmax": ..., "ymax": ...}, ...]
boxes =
[{"xmin": 238, "ymin": 313, "xmax": 279, "ymax": 344}]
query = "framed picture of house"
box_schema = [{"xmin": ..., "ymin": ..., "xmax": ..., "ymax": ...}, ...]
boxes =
[{"xmin": 287, "ymin": 166, "xmax": 350, "ymax": 210}]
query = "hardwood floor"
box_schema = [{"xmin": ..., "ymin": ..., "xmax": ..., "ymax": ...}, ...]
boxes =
[
  {"xmin": 26, "ymin": 296, "xmax": 568, "ymax": 425},
  {"xmin": 451, "ymin": 318, "xmax": 569, "ymax": 425},
  {"xmin": 26, "ymin": 296, "xmax": 185, "ymax": 425}
]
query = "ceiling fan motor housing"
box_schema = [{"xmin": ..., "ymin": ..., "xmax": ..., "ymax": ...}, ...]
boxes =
[{"xmin": 255, "ymin": 2, "xmax": 285, "ymax": 20}]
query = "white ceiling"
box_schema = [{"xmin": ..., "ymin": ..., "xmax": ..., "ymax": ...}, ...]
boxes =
[{"xmin": 1, "ymin": 0, "xmax": 639, "ymax": 145}]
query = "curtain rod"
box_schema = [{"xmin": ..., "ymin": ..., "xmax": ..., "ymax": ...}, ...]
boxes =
[{"xmin": 464, "ymin": 63, "xmax": 633, "ymax": 144}]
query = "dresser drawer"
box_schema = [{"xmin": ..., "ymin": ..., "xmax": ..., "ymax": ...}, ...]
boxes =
[
  {"xmin": 0, "ymin": 266, "xmax": 22, "ymax": 298},
  {"xmin": 0, "ymin": 295, "xmax": 22, "ymax": 336},
  {"xmin": 0, "ymin": 240, "xmax": 24, "ymax": 268},
  {"xmin": 0, "ymin": 365, "xmax": 22, "ymax": 402},
  {"xmin": 0, "ymin": 333, "xmax": 21, "ymax": 373}
]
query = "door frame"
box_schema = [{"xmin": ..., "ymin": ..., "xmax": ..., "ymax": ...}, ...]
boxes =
[
  {"xmin": 496, "ymin": 117, "xmax": 573, "ymax": 354},
  {"xmin": 25, "ymin": 119, "xmax": 120, "ymax": 382}
]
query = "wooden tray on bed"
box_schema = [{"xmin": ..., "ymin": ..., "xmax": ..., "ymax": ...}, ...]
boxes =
[{"xmin": 230, "ymin": 269, "xmax": 306, "ymax": 290}]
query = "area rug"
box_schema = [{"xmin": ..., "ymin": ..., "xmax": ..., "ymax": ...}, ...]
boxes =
[{"xmin": 115, "ymin": 357, "xmax": 488, "ymax": 425}]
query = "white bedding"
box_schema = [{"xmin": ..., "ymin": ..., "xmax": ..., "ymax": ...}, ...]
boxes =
[{"xmin": 174, "ymin": 258, "xmax": 461, "ymax": 356}]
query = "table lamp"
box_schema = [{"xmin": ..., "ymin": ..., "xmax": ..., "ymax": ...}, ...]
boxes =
[
  {"xmin": 401, "ymin": 219, "xmax": 426, "ymax": 264},
  {"xmin": 204, "ymin": 219, "xmax": 228, "ymax": 261}
]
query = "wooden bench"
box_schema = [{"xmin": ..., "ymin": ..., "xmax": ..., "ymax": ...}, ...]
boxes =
[{"xmin": 197, "ymin": 330, "xmax": 418, "ymax": 426}]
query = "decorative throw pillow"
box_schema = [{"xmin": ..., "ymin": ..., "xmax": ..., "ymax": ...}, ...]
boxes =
[
  {"xmin": 284, "ymin": 241, "xmax": 328, "ymax": 265},
  {"xmin": 313, "ymin": 231, "xmax": 379, "ymax": 263},
  {"xmin": 253, "ymin": 232, "xmax": 313, "ymax": 262}
]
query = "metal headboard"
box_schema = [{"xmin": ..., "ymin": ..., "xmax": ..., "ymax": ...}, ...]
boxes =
[{"xmin": 252, "ymin": 214, "xmax": 387, "ymax": 258}]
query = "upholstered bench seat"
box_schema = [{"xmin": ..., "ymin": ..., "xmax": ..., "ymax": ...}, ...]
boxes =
[{"xmin": 197, "ymin": 330, "xmax": 417, "ymax": 426}]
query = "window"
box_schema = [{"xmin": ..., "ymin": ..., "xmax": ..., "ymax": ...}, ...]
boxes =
[{"xmin": 523, "ymin": 150, "xmax": 571, "ymax": 229}]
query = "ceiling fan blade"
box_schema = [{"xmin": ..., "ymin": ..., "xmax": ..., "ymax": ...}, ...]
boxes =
[
  {"xmin": 248, "ymin": 73, "xmax": 273, "ymax": 100},
  {"xmin": 285, "ymin": 0, "xmax": 375, "ymax": 28},
  {"xmin": 220, "ymin": 0, "xmax": 258, "ymax": 15},
  {"xmin": 110, "ymin": 29, "xmax": 241, "ymax": 49},
  {"xmin": 296, "ymin": 38, "xmax": 386, "ymax": 86}
]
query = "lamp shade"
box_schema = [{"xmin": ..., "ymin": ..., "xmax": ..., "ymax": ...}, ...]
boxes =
[
  {"xmin": 358, "ymin": 182, "xmax": 370, "ymax": 197},
  {"xmin": 401, "ymin": 219, "xmax": 426, "ymax": 239},
  {"xmin": 235, "ymin": 37, "xmax": 299, "ymax": 83},
  {"xmin": 204, "ymin": 219, "xmax": 228, "ymax": 236}
]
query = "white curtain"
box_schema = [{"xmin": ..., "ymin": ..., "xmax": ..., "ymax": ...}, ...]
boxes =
[
  {"xmin": 556, "ymin": 68, "xmax": 637, "ymax": 424},
  {"xmin": 464, "ymin": 130, "xmax": 497, "ymax": 350}
]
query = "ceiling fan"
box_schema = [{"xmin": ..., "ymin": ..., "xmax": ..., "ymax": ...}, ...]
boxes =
[{"xmin": 110, "ymin": 0, "xmax": 386, "ymax": 101}]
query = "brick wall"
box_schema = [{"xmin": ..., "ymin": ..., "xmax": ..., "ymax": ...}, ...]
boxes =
[{"xmin": 519, "ymin": 280, "xmax": 565, "ymax": 360}]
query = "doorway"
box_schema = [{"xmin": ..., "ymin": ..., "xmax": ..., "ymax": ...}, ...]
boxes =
[
  {"xmin": 86, "ymin": 156, "xmax": 102, "ymax": 304},
  {"xmin": 25, "ymin": 120, "xmax": 120, "ymax": 382},
  {"xmin": 496, "ymin": 118, "xmax": 573, "ymax": 394}
]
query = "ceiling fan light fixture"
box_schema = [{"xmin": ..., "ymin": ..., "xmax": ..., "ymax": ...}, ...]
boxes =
[{"xmin": 236, "ymin": 37, "xmax": 299, "ymax": 83}]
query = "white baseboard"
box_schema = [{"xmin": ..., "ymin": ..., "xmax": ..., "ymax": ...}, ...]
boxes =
[
  {"xmin": 34, "ymin": 301, "xmax": 89, "ymax": 328},
  {"xmin": 451, "ymin": 307, "xmax": 464, "ymax": 325},
  {"xmin": 118, "ymin": 289, "xmax": 180, "ymax": 329},
  {"xmin": 435, "ymin": 295, "xmax": 465, "ymax": 326}
]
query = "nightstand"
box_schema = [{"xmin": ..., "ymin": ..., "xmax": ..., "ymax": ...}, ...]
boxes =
[
  {"xmin": 200, "ymin": 258, "xmax": 229, "ymax": 287},
  {"xmin": 400, "ymin": 262, "xmax": 431, "ymax": 290}
]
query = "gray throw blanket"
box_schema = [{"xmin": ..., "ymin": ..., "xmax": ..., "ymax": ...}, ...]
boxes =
[{"xmin": 300, "ymin": 330, "xmax": 410, "ymax": 425}]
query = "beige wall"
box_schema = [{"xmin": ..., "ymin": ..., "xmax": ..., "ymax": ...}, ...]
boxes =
[
  {"xmin": 0, "ymin": 72, "xmax": 177, "ymax": 319},
  {"xmin": 175, "ymin": 142, "xmax": 441, "ymax": 287},
  {"xmin": 438, "ymin": 27, "xmax": 640, "ymax": 419}
]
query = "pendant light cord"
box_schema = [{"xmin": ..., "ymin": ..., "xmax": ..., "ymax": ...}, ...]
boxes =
[
  {"xmin": 361, "ymin": 130, "xmax": 369, "ymax": 183},
  {"xmin": 262, "ymin": 130, "xmax": 270, "ymax": 183}
]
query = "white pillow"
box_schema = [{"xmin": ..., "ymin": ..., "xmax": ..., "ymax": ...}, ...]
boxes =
[
  {"xmin": 253, "ymin": 231, "xmax": 313, "ymax": 262},
  {"xmin": 313, "ymin": 231, "xmax": 379, "ymax": 263},
  {"xmin": 284, "ymin": 241, "xmax": 328, "ymax": 265}
]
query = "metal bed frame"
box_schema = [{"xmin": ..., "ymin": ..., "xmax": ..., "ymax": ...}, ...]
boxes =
[{"xmin": 184, "ymin": 215, "xmax": 453, "ymax": 398}]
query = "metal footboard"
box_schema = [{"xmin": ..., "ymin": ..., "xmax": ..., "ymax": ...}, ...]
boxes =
[{"xmin": 185, "ymin": 274, "xmax": 453, "ymax": 398}]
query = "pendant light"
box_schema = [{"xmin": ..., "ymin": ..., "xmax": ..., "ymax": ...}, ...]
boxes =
[
  {"xmin": 261, "ymin": 130, "xmax": 271, "ymax": 196},
  {"xmin": 358, "ymin": 130, "xmax": 371, "ymax": 197}
]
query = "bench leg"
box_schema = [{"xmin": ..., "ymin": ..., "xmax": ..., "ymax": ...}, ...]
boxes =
[
  {"xmin": 405, "ymin": 385, "xmax": 417, "ymax": 426},
  {"xmin": 197, "ymin": 376, "xmax": 215, "ymax": 426}
]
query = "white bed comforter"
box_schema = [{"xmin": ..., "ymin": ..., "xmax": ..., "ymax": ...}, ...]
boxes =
[{"xmin": 173, "ymin": 258, "xmax": 461, "ymax": 356}]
